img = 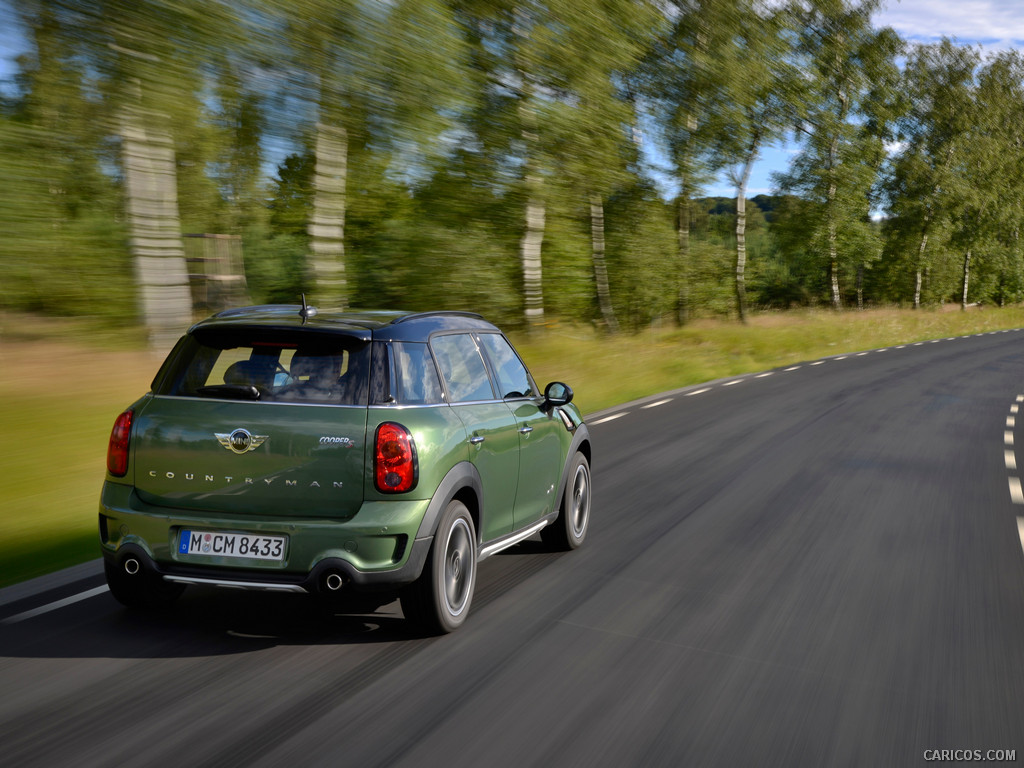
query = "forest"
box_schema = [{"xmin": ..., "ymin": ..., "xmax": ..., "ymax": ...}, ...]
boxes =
[{"xmin": 3, "ymin": 0, "xmax": 1024, "ymax": 334}]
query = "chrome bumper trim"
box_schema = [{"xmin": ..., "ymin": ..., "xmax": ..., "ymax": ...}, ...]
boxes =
[{"xmin": 162, "ymin": 575, "xmax": 308, "ymax": 593}]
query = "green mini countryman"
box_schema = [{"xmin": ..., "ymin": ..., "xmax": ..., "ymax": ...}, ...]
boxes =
[{"xmin": 99, "ymin": 305, "xmax": 591, "ymax": 633}]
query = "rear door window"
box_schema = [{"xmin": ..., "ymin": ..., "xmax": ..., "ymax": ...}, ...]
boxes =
[{"xmin": 430, "ymin": 334, "xmax": 496, "ymax": 403}]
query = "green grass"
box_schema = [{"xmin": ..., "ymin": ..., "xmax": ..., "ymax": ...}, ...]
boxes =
[{"xmin": 4, "ymin": 305, "xmax": 1024, "ymax": 588}]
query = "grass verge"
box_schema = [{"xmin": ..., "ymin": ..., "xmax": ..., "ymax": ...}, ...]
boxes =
[{"xmin": 3, "ymin": 305, "xmax": 1024, "ymax": 588}]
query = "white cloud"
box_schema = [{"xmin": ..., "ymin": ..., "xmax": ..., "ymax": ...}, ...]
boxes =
[{"xmin": 877, "ymin": 0, "xmax": 1024, "ymax": 52}]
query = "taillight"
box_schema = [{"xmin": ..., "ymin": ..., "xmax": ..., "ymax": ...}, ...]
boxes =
[
  {"xmin": 107, "ymin": 409, "xmax": 134, "ymax": 477},
  {"xmin": 375, "ymin": 422, "xmax": 417, "ymax": 493}
]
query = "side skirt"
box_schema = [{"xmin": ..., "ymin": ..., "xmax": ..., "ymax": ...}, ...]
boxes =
[{"xmin": 478, "ymin": 518, "xmax": 552, "ymax": 561}]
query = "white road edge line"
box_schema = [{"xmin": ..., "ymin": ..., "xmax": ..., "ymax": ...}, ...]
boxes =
[
  {"xmin": 755, "ymin": 373, "xmax": 773, "ymax": 379},
  {"xmin": 723, "ymin": 379, "xmax": 743, "ymax": 386},
  {"xmin": 1010, "ymin": 478, "xmax": 1024, "ymax": 505},
  {"xmin": 784, "ymin": 366, "xmax": 801, "ymax": 372},
  {"xmin": 685, "ymin": 388, "xmax": 711, "ymax": 397},
  {"xmin": 1, "ymin": 585, "xmax": 110, "ymax": 625},
  {"xmin": 591, "ymin": 413, "xmax": 627, "ymax": 425},
  {"xmin": 641, "ymin": 399, "xmax": 672, "ymax": 409},
  {"xmin": 810, "ymin": 361, "xmax": 825, "ymax": 366}
]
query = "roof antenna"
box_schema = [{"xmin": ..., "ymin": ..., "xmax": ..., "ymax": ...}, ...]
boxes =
[{"xmin": 299, "ymin": 294, "xmax": 317, "ymax": 325}]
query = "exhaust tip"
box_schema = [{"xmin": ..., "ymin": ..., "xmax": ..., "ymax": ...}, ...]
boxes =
[
  {"xmin": 124, "ymin": 557, "xmax": 141, "ymax": 576},
  {"xmin": 324, "ymin": 572, "xmax": 344, "ymax": 592}
]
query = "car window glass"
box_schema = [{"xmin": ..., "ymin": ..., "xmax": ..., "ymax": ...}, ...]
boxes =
[
  {"xmin": 477, "ymin": 333, "xmax": 534, "ymax": 399},
  {"xmin": 159, "ymin": 331, "xmax": 369, "ymax": 405},
  {"xmin": 431, "ymin": 334, "xmax": 495, "ymax": 403},
  {"xmin": 393, "ymin": 342, "xmax": 443, "ymax": 404}
]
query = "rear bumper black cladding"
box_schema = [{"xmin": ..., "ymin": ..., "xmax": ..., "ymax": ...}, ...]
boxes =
[{"xmin": 103, "ymin": 537, "xmax": 432, "ymax": 596}]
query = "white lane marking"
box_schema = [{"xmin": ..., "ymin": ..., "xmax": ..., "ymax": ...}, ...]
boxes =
[
  {"xmin": 1011, "ymin": 478, "xmax": 1024, "ymax": 505},
  {"xmin": 1017, "ymin": 395, "xmax": 1024, "ymax": 403},
  {"xmin": 784, "ymin": 366, "xmax": 801, "ymax": 372},
  {"xmin": 755, "ymin": 372, "xmax": 773, "ymax": 379},
  {"xmin": 835, "ymin": 356, "xmax": 848, "ymax": 361},
  {"xmin": 1006, "ymin": 431, "xmax": 1015, "ymax": 446},
  {"xmin": 1009, "ymin": 417, "xmax": 1017, "ymax": 428},
  {"xmin": 930, "ymin": 339, "xmax": 940, "ymax": 344},
  {"xmin": 857, "ymin": 352, "xmax": 869, "ymax": 357},
  {"xmin": 641, "ymin": 399, "xmax": 672, "ymax": 409},
  {"xmin": 876, "ymin": 348, "xmax": 888, "ymax": 352},
  {"xmin": 1007, "ymin": 450, "xmax": 1018, "ymax": 471},
  {"xmin": 810, "ymin": 361, "xmax": 825, "ymax": 366},
  {"xmin": 591, "ymin": 413, "xmax": 627, "ymax": 425},
  {"xmin": 1, "ymin": 585, "xmax": 110, "ymax": 625},
  {"xmin": 1019, "ymin": 518, "xmax": 1024, "ymax": 557},
  {"xmin": 723, "ymin": 379, "xmax": 743, "ymax": 386},
  {"xmin": 895, "ymin": 345, "xmax": 906, "ymax": 349},
  {"xmin": 914, "ymin": 342, "xmax": 924, "ymax": 346},
  {"xmin": 685, "ymin": 388, "xmax": 710, "ymax": 397},
  {"xmin": 1012, "ymin": 405, "xmax": 1019, "ymax": 414}
]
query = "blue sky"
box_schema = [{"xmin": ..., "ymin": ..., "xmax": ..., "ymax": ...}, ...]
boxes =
[{"xmin": 2, "ymin": 0, "xmax": 1023, "ymax": 199}]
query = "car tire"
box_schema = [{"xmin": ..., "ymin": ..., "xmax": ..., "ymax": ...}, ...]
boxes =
[
  {"xmin": 401, "ymin": 499, "xmax": 477, "ymax": 634},
  {"xmin": 542, "ymin": 451, "xmax": 591, "ymax": 551},
  {"xmin": 104, "ymin": 559, "xmax": 184, "ymax": 609}
]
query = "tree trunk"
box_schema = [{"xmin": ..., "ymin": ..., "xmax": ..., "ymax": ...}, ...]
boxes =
[
  {"xmin": 827, "ymin": 135, "xmax": 841, "ymax": 310},
  {"xmin": 589, "ymin": 194, "xmax": 618, "ymax": 333},
  {"xmin": 734, "ymin": 135, "xmax": 759, "ymax": 324},
  {"xmin": 914, "ymin": 230, "xmax": 928, "ymax": 309},
  {"xmin": 677, "ymin": 192, "xmax": 691, "ymax": 325},
  {"xmin": 856, "ymin": 262, "xmax": 864, "ymax": 309},
  {"xmin": 120, "ymin": 103, "xmax": 192, "ymax": 352},
  {"xmin": 521, "ymin": 181, "xmax": 545, "ymax": 330},
  {"xmin": 961, "ymin": 248, "xmax": 972, "ymax": 310},
  {"xmin": 308, "ymin": 121, "xmax": 348, "ymax": 306}
]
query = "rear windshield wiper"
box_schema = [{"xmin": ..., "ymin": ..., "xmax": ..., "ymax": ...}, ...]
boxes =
[{"xmin": 195, "ymin": 384, "xmax": 261, "ymax": 401}]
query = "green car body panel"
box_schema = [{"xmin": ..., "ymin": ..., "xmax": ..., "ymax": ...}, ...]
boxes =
[{"xmin": 99, "ymin": 306, "xmax": 591, "ymax": 629}]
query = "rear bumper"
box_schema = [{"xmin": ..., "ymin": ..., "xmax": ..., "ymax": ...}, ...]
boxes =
[{"xmin": 99, "ymin": 481, "xmax": 432, "ymax": 594}]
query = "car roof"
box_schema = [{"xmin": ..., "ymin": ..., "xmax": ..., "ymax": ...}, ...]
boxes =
[{"xmin": 190, "ymin": 305, "xmax": 502, "ymax": 342}]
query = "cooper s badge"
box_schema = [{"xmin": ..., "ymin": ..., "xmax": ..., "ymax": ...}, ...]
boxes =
[{"xmin": 215, "ymin": 428, "xmax": 268, "ymax": 455}]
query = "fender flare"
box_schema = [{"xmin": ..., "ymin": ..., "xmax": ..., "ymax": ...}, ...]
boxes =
[
  {"xmin": 553, "ymin": 422, "xmax": 591, "ymax": 514},
  {"xmin": 413, "ymin": 461, "xmax": 483, "ymax": 541}
]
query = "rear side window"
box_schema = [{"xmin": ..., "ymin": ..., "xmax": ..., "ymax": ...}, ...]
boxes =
[
  {"xmin": 392, "ymin": 342, "xmax": 443, "ymax": 404},
  {"xmin": 156, "ymin": 328, "xmax": 370, "ymax": 405}
]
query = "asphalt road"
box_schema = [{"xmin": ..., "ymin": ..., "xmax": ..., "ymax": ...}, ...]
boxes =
[{"xmin": 3, "ymin": 329, "xmax": 1024, "ymax": 767}]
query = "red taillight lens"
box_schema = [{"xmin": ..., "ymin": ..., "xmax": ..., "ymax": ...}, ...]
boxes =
[
  {"xmin": 375, "ymin": 422, "xmax": 417, "ymax": 493},
  {"xmin": 107, "ymin": 409, "xmax": 134, "ymax": 477}
]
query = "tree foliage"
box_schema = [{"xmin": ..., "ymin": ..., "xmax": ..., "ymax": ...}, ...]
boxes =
[{"xmin": 5, "ymin": 0, "xmax": 1024, "ymax": 331}]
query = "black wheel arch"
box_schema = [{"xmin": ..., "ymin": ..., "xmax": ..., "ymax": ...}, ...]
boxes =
[
  {"xmin": 413, "ymin": 461, "xmax": 484, "ymax": 544},
  {"xmin": 555, "ymin": 423, "xmax": 591, "ymax": 512}
]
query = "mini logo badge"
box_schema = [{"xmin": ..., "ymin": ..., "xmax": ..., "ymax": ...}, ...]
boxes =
[{"xmin": 215, "ymin": 428, "xmax": 268, "ymax": 455}]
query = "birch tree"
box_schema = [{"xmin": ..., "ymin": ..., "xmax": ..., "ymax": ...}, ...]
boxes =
[{"xmin": 775, "ymin": 0, "xmax": 899, "ymax": 309}]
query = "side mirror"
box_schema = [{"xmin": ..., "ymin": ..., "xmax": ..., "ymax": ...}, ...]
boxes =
[{"xmin": 542, "ymin": 381, "xmax": 573, "ymax": 410}]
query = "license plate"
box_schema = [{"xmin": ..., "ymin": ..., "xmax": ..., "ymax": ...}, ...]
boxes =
[{"xmin": 178, "ymin": 530, "xmax": 286, "ymax": 561}]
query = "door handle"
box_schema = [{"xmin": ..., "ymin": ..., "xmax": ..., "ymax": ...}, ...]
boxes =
[
  {"xmin": 518, "ymin": 426, "xmax": 533, "ymax": 435},
  {"xmin": 469, "ymin": 436, "xmax": 485, "ymax": 445}
]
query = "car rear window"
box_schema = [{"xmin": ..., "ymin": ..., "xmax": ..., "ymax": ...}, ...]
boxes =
[{"xmin": 155, "ymin": 328, "xmax": 370, "ymax": 405}]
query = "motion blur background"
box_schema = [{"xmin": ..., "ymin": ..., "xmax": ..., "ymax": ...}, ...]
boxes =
[{"xmin": 2, "ymin": 0, "xmax": 1024, "ymax": 343}]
